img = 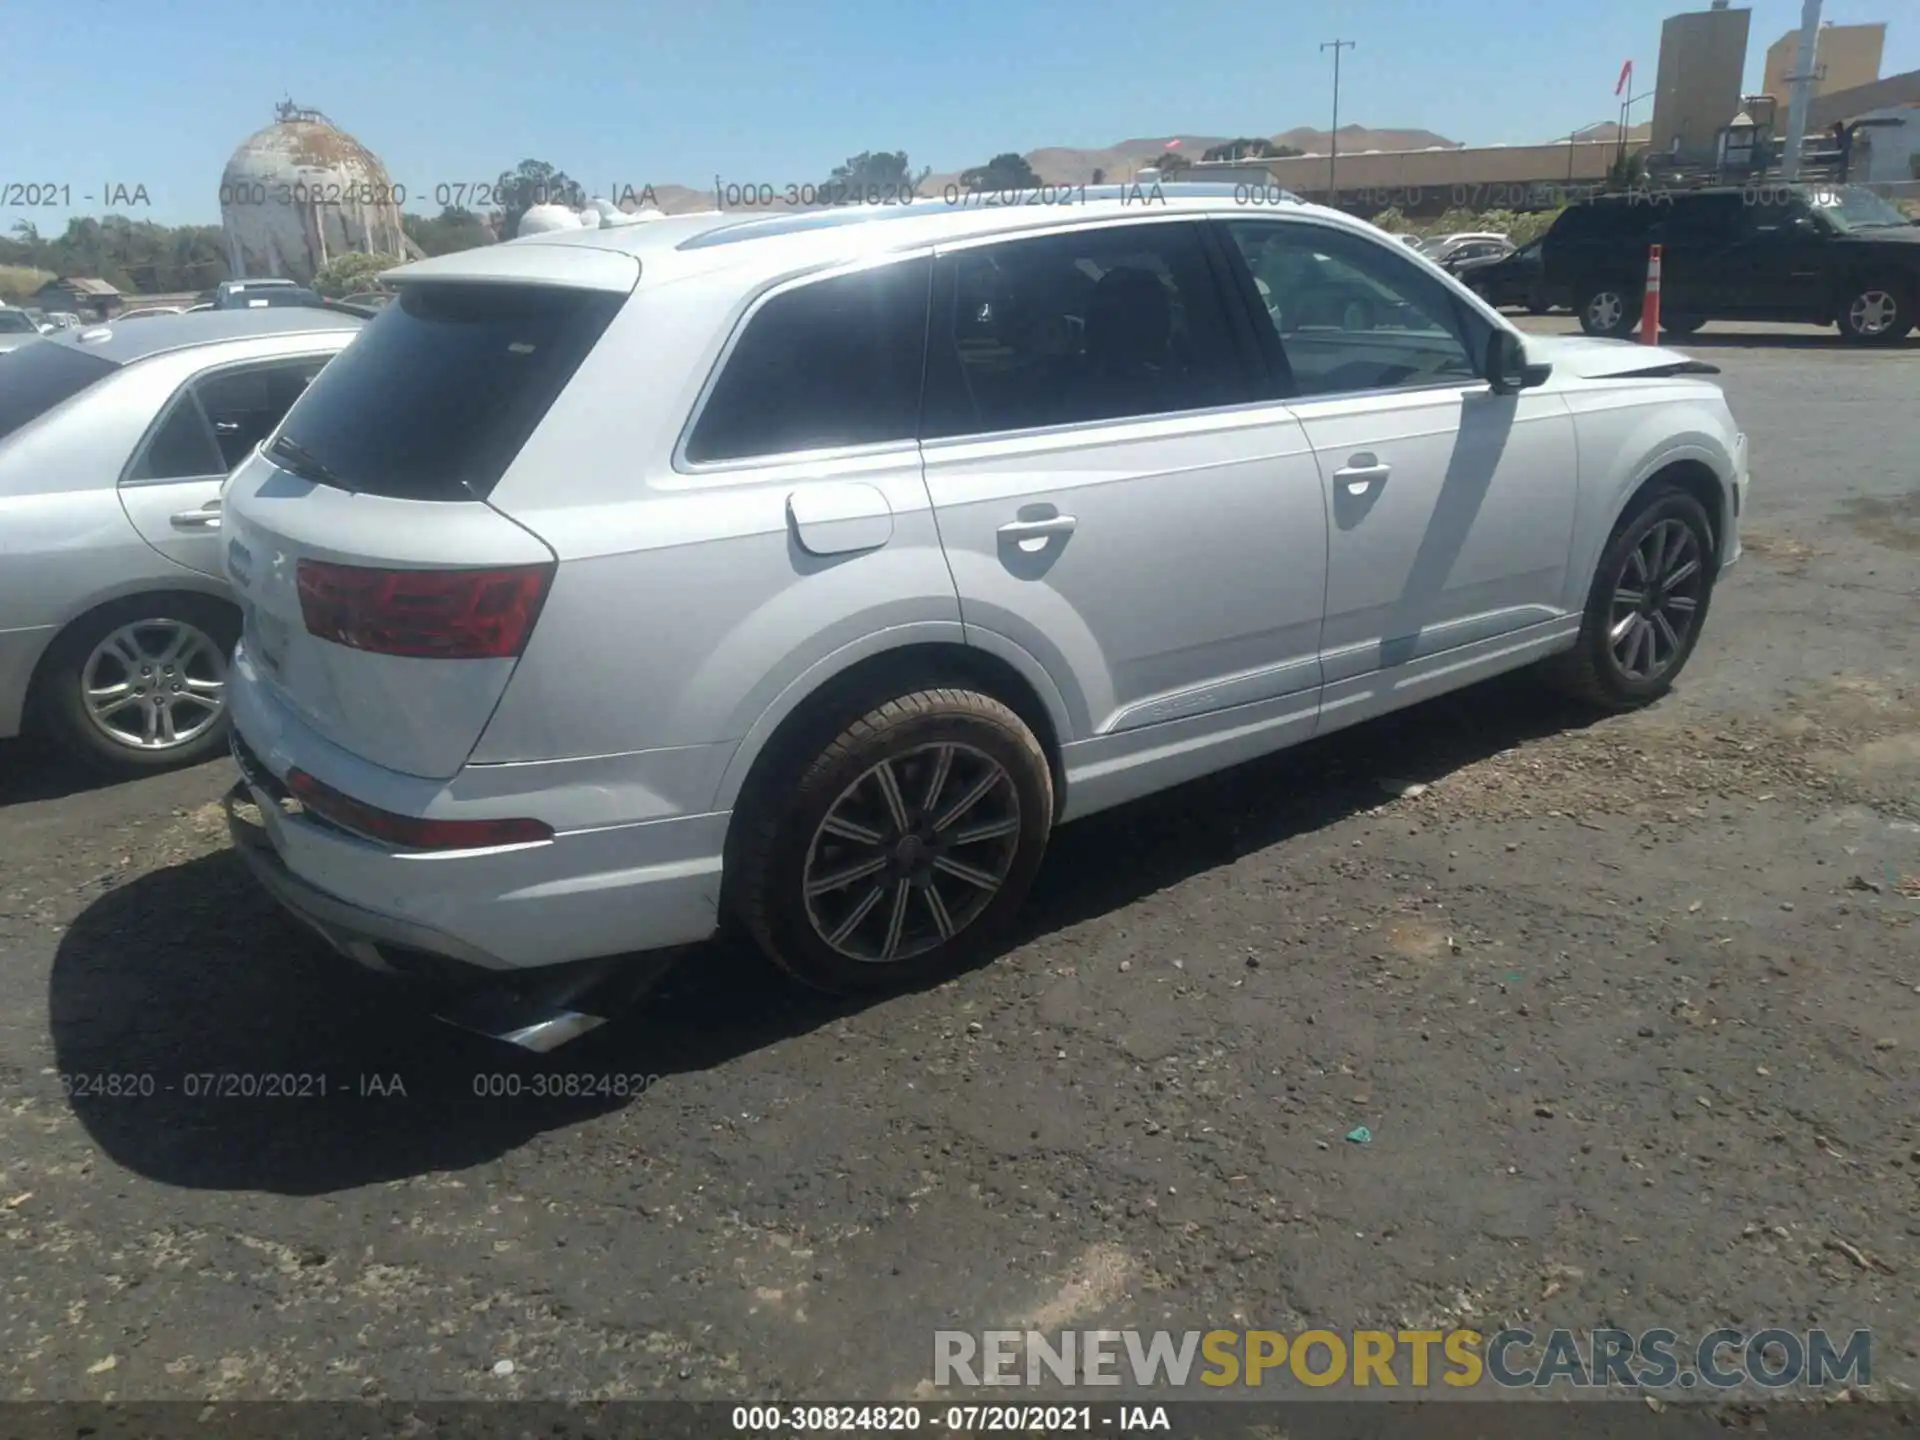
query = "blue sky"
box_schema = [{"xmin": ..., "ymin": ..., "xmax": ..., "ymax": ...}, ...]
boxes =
[{"xmin": 3, "ymin": 0, "xmax": 1912, "ymax": 227}]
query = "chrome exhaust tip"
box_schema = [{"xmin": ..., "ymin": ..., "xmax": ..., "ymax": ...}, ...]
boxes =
[
  {"xmin": 432, "ymin": 991, "xmax": 610, "ymax": 1053},
  {"xmin": 429, "ymin": 951, "xmax": 680, "ymax": 1053}
]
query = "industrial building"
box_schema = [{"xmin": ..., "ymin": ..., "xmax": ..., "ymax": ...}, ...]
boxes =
[
  {"xmin": 1649, "ymin": 2, "xmax": 1752, "ymax": 166},
  {"xmin": 1762, "ymin": 22, "xmax": 1886, "ymax": 104},
  {"xmin": 1206, "ymin": 4, "xmax": 1916, "ymax": 210},
  {"xmin": 219, "ymin": 103, "xmax": 420, "ymax": 286}
]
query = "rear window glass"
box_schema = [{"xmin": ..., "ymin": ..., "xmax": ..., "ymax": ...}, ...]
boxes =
[
  {"xmin": 270, "ymin": 283, "xmax": 623, "ymax": 500},
  {"xmin": 0, "ymin": 341, "xmax": 120, "ymax": 443}
]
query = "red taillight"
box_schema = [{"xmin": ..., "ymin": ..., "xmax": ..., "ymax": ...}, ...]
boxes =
[
  {"xmin": 285, "ymin": 768, "xmax": 553, "ymax": 851},
  {"xmin": 295, "ymin": 560, "xmax": 554, "ymax": 659}
]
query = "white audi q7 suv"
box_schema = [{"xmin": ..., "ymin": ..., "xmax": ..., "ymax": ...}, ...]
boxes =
[{"xmin": 221, "ymin": 184, "xmax": 1748, "ymax": 1047}]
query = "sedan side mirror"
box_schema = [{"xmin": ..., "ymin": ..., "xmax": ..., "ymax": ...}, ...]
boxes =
[{"xmin": 1486, "ymin": 330, "xmax": 1552, "ymax": 394}]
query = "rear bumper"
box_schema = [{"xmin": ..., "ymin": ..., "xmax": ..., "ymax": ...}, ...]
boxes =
[
  {"xmin": 226, "ymin": 782, "xmax": 503, "ymax": 974},
  {"xmin": 226, "ymin": 730, "xmax": 729, "ymax": 974}
]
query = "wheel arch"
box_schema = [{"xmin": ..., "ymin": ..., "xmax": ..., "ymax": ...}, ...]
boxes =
[
  {"xmin": 23, "ymin": 584, "xmax": 238, "ymax": 731},
  {"xmin": 1613, "ymin": 456, "xmax": 1725, "ymax": 562},
  {"xmin": 714, "ymin": 637, "xmax": 1069, "ymax": 863}
]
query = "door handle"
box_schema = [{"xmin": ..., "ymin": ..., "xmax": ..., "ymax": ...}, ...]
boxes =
[
  {"xmin": 213, "ymin": 420, "xmax": 241, "ymax": 434},
  {"xmin": 1333, "ymin": 458, "xmax": 1391, "ymax": 495},
  {"xmin": 998, "ymin": 515, "xmax": 1078, "ymax": 541},
  {"xmin": 170, "ymin": 501, "xmax": 223, "ymax": 531}
]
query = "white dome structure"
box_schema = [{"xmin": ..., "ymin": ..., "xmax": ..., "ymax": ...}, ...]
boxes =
[
  {"xmin": 220, "ymin": 103, "xmax": 410, "ymax": 285},
  {"xmin": 516, "ymin": 204, "xmax": 587, "ymax": 236}
]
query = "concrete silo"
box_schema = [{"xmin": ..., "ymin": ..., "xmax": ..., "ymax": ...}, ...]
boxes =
[{"xmin": 220, "ymin": 102, "xmax": 412, "ymax": 285}]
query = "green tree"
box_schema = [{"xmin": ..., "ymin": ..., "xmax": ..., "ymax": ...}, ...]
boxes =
[
  {"xmin": 313, "ymin": 251, "xmax": 398, "ymax": 298},
  {"xmin": 0, "ymin": 216, "xmax": 229, "ymax": 294},
  {"xmin": 493, "ymin": 159, "xmax": 583, "ymax": 239},
  {"xmin": 1203, "ymin": 137, "xmax": 1265, "ymax": 162},
  {"xmin": 1155, "ymin": 152, "xmax": 1194, "ymax": 179},
  {"xmin": 403, "ymin": 205, "xmax": 494, "ymax": 256},
  {"xmin": 1605, "ymin": 148, "xmax": 1649, "ymax": 191},
  {"xmin": 959, "ymin": 152, "xmax": 1042, "ymax": 192},
  {"xmin": 824, "ymin": 150, "xmax": 930, "ymax": 196}
]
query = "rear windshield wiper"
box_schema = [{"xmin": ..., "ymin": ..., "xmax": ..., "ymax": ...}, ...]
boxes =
[{"xmin": 269, "ymin": 433, "xmax": 349, "ymax": 490}]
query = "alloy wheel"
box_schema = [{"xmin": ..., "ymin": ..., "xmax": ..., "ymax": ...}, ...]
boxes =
[
  {"xmin": 802, "ymin": 742, "xmax": 1022, "ymax": 964},
  {"xmin": 1606, "ymin": 519, "xmax": 1704, "ymax": 683},
  {"xmin": 1847, "ymin": 290, "xmax": 1899, "ymax": 338},
  {"xmin": 1585, "ymin": 291, "xmax": 1625, "ymax": 334},
  {"xmin": 80, "ymin": 618, "xmax": 228, "ymax": 751}
]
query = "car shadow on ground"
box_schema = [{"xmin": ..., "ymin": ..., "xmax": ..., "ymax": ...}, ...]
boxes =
[
  {"xmin": 0, "ymin": 737, "xmax": 133, "ymax": 806},
  {"xmin": 49, "ymin": 671, "xmax": 1605, "ymax": 1196}
]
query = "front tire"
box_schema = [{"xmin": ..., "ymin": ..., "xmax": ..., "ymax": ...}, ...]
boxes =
[
  {"xmin": 730, "ymin": 687, "xmax": 1054, "ymax": 994},
  {"xmin": 1544, "ymin": 486, "xmax": 1716, "ymax": 712},
  {"xmin": 34, "ymin": 595, "xmax": 238, "ymax": 775},
  {"xmin": 1836, "ymin": 278, "xmax": 1913, "ymax": 345},
  {"xmin": 1579, "ymin": 285, "xmax": 1638, "ymax": 338}
]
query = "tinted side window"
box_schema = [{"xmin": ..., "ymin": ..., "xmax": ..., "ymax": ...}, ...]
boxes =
[
  {"xmin": 0, "ymin": 342, "xmax": 119, "ymax": 443},
  {"xmin": 1224, "ymin": 220, "xmax": 1481, "ymax": 397},
  {"xmin": 129, "ymin": 394, "xmax": 223, "ymax": 481},
  {"xmin": 1659, "ymin": 195, "xmax": 1742, "ymax": 242},
  {"xmin": 685, "ymin": 257, "xmax": 931, "ymax": 464},
  {"xmin": 921, "ymin": 221, "xmax": 1245, "ymax": 439},
  {"xmin": 197, "ymin": 356, "xmax": 331, "ymax": 469},
  {"xmin": 1558, "ymin": 202, "xmax": 1652, "ymax": 240}
]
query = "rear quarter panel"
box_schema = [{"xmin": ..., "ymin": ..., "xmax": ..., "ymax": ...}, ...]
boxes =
[{"xmin": 475, "ymin": 278, "xmax": 965, "ymax": 811}]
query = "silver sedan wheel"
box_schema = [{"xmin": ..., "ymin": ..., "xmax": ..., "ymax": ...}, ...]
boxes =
[
  {"xmin": 1846, "ymin": 290, "xmax": 1899, "ymax": 337},
  {"xmin": 1607, "ymin": 519, "xmax": 1704, "ymax": 682},
  {"xmin": 80, "ymin": 618, "xmax": 228, "ymax": 751},
  {"xmin": 1585, "ymin": 290, "xmax": 1626, "ymax": 333},
  {"xmin": 803, "ymin": 742, "xmax": 1022, "ymax": 964}
]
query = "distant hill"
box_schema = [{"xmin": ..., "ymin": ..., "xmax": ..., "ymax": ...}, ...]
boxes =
[{"xmin": 629, "ymin": 125, "xmax": 1463, "ymax": 214}]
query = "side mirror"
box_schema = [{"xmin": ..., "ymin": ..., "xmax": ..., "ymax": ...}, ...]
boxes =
[{"xmin": 1486, "ymin": 330, "xmax": 1552, "ymax": 394}]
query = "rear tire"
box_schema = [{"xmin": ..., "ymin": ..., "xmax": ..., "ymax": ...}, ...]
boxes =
[
  {"xmin": 1578, "ymin": 284, "xmax": 1638, "ymax": 339},
  {"xmin": 1836, "ymin": 277, "xmax": 1913, "ymax": 345},
  {"xmin": 1660, "ymin": 313, "xmax": 1706, "ymax": 337},
  {"xmin": 1543, "ymin": 486, "xmax": 1717, "ymax": 712},
  {"xmin": 730, "ymin": 687, "xmax": 1054, "ymax": 994},
  {"xmin": 34, "ymin": 594, "xmax": 238, "ymax": 775}
]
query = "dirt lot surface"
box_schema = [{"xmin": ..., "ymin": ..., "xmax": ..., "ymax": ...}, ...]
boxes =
[{"xmin": 1, "ymin": 321, "xmax": 1916, "ymax": 1410}]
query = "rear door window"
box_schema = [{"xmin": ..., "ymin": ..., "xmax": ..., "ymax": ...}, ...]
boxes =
[
  {"xmin": 0, "ymin": 342, "xmax": 120, "ymax": 443},
  {"xmin": 271, "ymin": 284, "xmax": 623, "ymax": 500},
  {"xmin": 919, "ymin": 221, "xmax": 1249, "ymax": 438},
  {"xmin": 684, "ymin": 257, "xmax": 931, "ymax": 464},
  {"xmin": 128, "ymin": 356, "xmax": 331, "ymax": 482}
]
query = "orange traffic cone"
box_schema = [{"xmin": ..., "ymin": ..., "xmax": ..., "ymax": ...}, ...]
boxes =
[{"xmin": 1639, "ymin": 244, "xmax": 1662, "ymax": 344}]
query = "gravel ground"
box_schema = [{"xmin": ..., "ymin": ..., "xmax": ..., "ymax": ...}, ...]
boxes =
[{"xmin": 1, "ymin": 321, "xmax": 1916, "ymax": 1407}]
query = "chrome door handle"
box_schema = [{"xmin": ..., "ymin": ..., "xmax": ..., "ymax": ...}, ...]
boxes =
[
  {"xmin": 997, "ymin": 515, "xmax": 1077, "ymax": 540},
  {"xmin": 1333, "ymin": 460, "xmax": 1391, "ymax": 495},
  {"xmin": 170, "ymin": 501, "xmax": 223, "ymax": 530}
]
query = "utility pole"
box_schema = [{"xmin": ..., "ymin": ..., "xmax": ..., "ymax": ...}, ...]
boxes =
[
  {"xmin": 1320, "ymin": 39, "xmax": 1356, "ymax": 203},
  {"xmin": 1779, "ymin": 0, "xmax": 1823, "ymax": 180}
]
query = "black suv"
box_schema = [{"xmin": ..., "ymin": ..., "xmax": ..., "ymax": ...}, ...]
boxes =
[{"xmin": 1541, "ymin": 183, "xmax": 1918, "ymax": 344}]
